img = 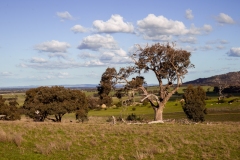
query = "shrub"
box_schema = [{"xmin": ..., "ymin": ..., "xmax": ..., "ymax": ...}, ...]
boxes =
[
  {"xmin": 76, "ymin": 109, "xmax": 88, "ymax": 123},
  {"xmin": 182, "ymin": 85, "xmax": 207, "ymax": 122},
  {"xmin": 126, "ymin": 113, "xmax": 143, "ymax": 121}
]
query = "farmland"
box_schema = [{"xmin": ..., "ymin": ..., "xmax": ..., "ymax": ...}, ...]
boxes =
[{"xmin": 0, "ymin": 86, "xmax": 240, "ymax": 159}]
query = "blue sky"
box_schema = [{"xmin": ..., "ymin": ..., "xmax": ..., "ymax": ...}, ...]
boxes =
[{"xmin": 0, "ymin": 0, "xmax": 240, "ymax": 87}]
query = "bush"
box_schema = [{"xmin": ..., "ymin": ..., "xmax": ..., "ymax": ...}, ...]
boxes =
[
  {"xmin": 182, "ymin": 85, "xmax": 207, "ymax": 122},
  {"xmin": 76, "ymin": 109, "xmax": 88, "ymax": 123},
  {"xmin": 126, "ymin": 113, "xmax": 143, "ymax": 121},
  {"xmin": 0, "ymin": 96, "xmax": 21, "ymax": 121},
  {"xmin": 116, "ymin": 101, "xmax": 122, "ymax": 107}
]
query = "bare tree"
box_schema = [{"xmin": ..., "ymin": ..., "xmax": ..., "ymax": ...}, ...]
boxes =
[{"xmin": 131, "ymin": 43, "xmax": 194, "ymax": 121}]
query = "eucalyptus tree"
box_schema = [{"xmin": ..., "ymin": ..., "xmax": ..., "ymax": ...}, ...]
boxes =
[
  {"xmin": 131, "ymin": 43, "xmax": 194, "ymax": 121},
  {"xmin": 98, "ymin": 43, "xmax": 194, "ymax": 122}
]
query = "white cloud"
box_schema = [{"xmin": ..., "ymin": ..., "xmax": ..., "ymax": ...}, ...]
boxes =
[
  {"xmin": 185, "ymin": 9, "xmax": 194, "ymax": 20},
  {"xmin": 203, "ymin": 24, "xmax": 212, "ymax": 33},
  {"xmin": 71, "ymin": 25, "xmax": 88, "ymax": 33},
  {"xmin": 179, "ymin": 36, "xmax": 197, "ymax": 44},
  {"xmin": 78, "ymin": 34, "xmax": 117, "ymax": 51},
  {"xmin": 30, "ymin": 57, "xmax": 48, "ymax": 63},
  {"xmin": 0, "ymin": 72, "xmax": 13, "ymax": 77},
  {"xmin": 226, "ymin": 48, "xmax": 240, "ymax": 57},
  {"xmin": 19, "ymin": 61, "xmax": 83, "ymax": 69},
  {"xmin": 216, "ymin": 45, "xmax": 225, "ymax": 50},
  {"xmin": 206, "ymin": 39, "xmax": 228, "ymax": 45},
  {"xmin": 220, "ymin": 40, "xmax": 228, "ymax": 44},
  {"xmin": 137, "ymin": 14, "xmax": 213, "ymax": 41},
  {"xmin": 137, "ymin": 14, "xmax": 188, "ymax": 38},
  {"xmin": 78, "ymin": 52, "xmax": 96, "ymax": 59},
  {"xmin": 84, "ymin": 60, "xmax": 105, "ymax": 67},
  {"xmin": 216, "ymin": 13, "xmax": 235, "ymax": 24},
  {"xmin": 35, "ymin": 40, "xmax": 70, "ymax": 53},
  {"xmin": 143, "ymin": 35, "xmax": 172, "ymax": 41},
  {"xmin": 182, "ymin": 45, "xmax": 197, "ymax": 52},
  {"xmin": 93, "ymin": 14, "xmax": 134, "ymax": 33},
  {"xmin": 56, "ymin": 11, "xmax": 73, "ymax": 21},
  {"xmin": 188, "ymin": 24, "xmax": 201, "ymax": 34},
  {"xmin": 57, "ymin": 72, "xmax": 69, "ymax": 78},
  {"xmin": 48, "ymin": 53, "xmax": 70, "ymax": 60}
]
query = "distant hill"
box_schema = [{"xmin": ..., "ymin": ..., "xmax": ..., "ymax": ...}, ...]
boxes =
[{"xmin": 184, "ymin": 71, "xmax": 240, "ymax": 86}]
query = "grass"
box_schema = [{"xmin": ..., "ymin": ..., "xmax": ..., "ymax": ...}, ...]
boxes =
[
  {"xmin": 0, "ymin": 120, "xmax": 239, "ymax": 159},
  {"xmin": 1, "ymin": 87, "xmax": 240, "ymax": 159}
]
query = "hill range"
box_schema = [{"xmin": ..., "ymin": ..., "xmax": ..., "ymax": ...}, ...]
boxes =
[
  {"xmin": 184, "ymin": 71, "xmax": 240, "ymax": 86},
  {"xmin": 0, "ymin": 71, "xmax": 240, "ymax": 92}
]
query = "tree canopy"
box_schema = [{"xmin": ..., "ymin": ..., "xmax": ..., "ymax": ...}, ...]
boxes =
[
  {"xmin": 22, "ymin": 86, "xmax": 88, "ymax": 122},
  {"xmin": 97, "ymin": 67, "xmax": 117, "ymax": 107}
]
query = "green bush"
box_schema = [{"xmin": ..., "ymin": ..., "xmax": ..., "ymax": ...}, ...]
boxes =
[
  {"xmin": 126, "ymin": 113, "xmax": 143, "ymax": 121},
  {"xmin": 182, "ymin": 85, "xmax": 207, "ymax": 122}
]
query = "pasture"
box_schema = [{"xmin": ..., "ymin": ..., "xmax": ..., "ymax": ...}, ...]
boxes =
[{"xmin": 0, "ymin": 86, "xmax": 240, "ymax": 159}]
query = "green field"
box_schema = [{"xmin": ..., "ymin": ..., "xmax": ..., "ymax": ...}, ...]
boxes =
[{"xmin": 0, "ymin": 86, "xmax": 240, "ymax": 159}]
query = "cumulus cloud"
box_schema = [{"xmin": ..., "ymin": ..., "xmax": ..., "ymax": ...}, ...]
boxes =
[
  {"xmin": 71, "ymin": 25, "xmax": 88, "ymax": 33},
  {"xmin": 35, "ymin": 40, "xmax": 70, "ymax": 53},
  {"xmin": 226, "ymin": 48, "xmax": 240, "ymax": 57},
  {"xmin": 185, "ymin": 9, "xmax": 194, "ymax": 20},
  {"xmin": 56, "ymin": 11, "xmax": 73, "ymax": 21},
  {"xmin": 78, "ymin": 34, "xmax": 117, "ymax": 51},
  {"xmin": 216, "ymin": 13, "xmax": 235, "ymax": 24},
  {"xmin": 137, "ymin": 14, "xmax": 188, "ymax": 38},
  {"xmin": 93, "ymin": 14, "xmax": 134, "ymax": 33},
  {"xmin": 137, "ymin": 14, "xmax": 211, "ymax": 41}
]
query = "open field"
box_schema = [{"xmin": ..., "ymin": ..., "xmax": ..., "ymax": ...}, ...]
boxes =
[
  {"xmin": 1, "ymin": 86, "xmax": 240, "ymax": 159},
  {"xmin": 0, "ymin": 120, "xmax": 240, "ymax": 160}
]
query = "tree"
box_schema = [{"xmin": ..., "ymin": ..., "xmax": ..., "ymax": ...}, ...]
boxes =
[
  {"xmin": 22, "ymin": 86, "xmax": 88, "ymax": 122},
  {"xmin": 0, "ymin": 95, "xmax": 21, "ymax": 120},
  {"xmin": 97, "ymin": 67, "xmax": 117, "ymax": 107},
  {"xmin": 131, "ymin": 43, "xmax": 194, "ymax": 121},
  {"xmin": 182, "ymin": 85, "xmax": 207, "ymax": 122},
  {"xmin": 87, "ymin": 95, "xmax": 99, "ymax": 110}
]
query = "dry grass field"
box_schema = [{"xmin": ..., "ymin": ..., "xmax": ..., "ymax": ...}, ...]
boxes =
[
  {"xmin": 1, "ymin": 87, "xmax": 240, "ymax": 159},
  {"xmin": 0, "ymin": 119, "xmax": 240, "ymax": 160}
]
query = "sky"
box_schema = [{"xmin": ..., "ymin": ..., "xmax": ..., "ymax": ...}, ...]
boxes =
[{"xmin": 0, "ymin": 0, "xmax": 240, "ymax": 87}]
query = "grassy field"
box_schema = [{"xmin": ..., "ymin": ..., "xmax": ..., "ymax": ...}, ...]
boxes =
[
  {"xmin": 0, "ymin": 120, "xmax": 240, "ymax": 160},
  {"xmin": 0, "ymin": 86, "xmax": 240, "ymax": 159}
]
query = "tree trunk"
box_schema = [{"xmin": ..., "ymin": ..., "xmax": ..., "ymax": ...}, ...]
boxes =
[{"xmin": 154, "ymin": 105, "xmax": 164, "ymax": 121}]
